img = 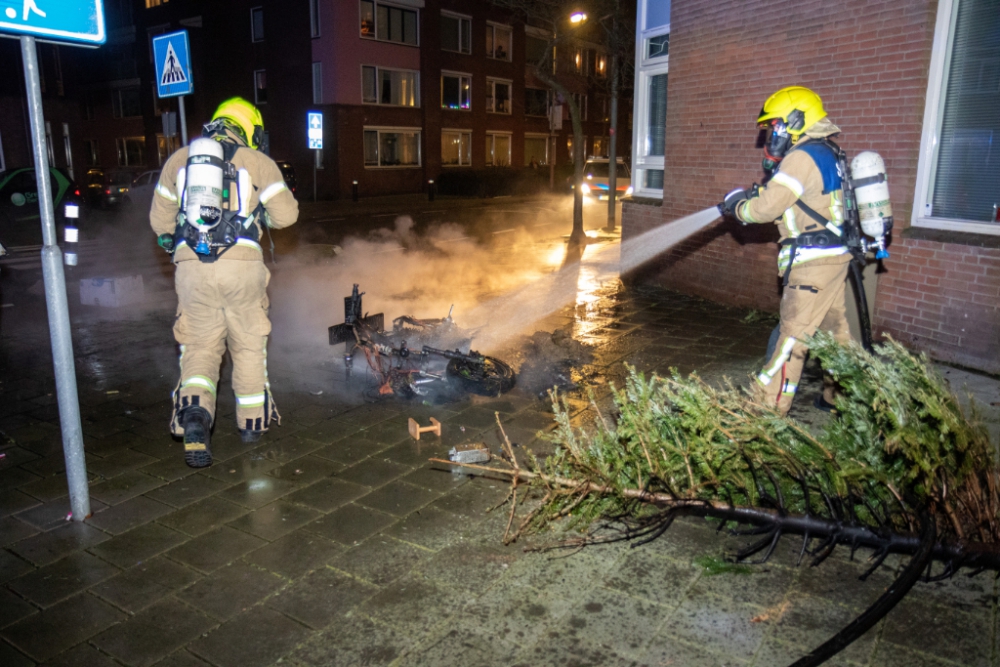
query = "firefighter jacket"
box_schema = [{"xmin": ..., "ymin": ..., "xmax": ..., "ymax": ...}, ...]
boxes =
[
  {"xmin": 735, "ymin": 118, "xmax": 851, "ymax": 275},
  {"xmin": 150, "ymin": 139, "xmax": 298, "ymax": 263}
]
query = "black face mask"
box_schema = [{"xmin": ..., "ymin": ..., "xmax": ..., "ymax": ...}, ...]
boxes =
[{"xmin": 761, "ymin": 119, "xmax": 792, "ymax": 172}]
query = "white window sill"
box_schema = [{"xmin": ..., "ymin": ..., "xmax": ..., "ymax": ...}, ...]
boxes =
[
  {"xmin": 913, "ymin": 216, "xmax": 1000, "ymax": 237},
  {"xmin": 364, "ymin": 165, "xmax": 422, "ymax": 169}
]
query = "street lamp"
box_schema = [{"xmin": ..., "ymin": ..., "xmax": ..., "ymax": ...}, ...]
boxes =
[{"xmin": 570, "ymin": 11, "xmax": 587, "ymax": 23}]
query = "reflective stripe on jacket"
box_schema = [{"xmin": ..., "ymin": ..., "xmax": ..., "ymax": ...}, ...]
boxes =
[{"xmin": 735, "ymin": 132, "xmax": 850, "ymax": 274}]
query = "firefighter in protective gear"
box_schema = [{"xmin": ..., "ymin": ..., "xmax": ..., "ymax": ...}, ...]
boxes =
[
  {"xmin": 723, "ymin": 86, "xmax": 851, "ymax": 416},
  {"xmin": 150, "ymin": 97, "xmax": 298, "ymax": 467}
]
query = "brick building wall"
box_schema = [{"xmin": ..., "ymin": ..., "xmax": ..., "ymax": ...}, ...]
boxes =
[
  {"xmin": 875, "ymin": 232, "xmax": 1000, "ymax": 374},
  {"xmin": 622, "ymin": 0, "xmax": 1000, "ymax": 374}
]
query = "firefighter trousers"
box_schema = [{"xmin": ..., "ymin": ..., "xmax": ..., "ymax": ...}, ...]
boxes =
[
  {"xmin": 754, "ymin": 260, "xmax": 852, "ymax": 415},
  {"xmin": 170, "ymin": 259, "xmax": 280, "ymax": 436}
]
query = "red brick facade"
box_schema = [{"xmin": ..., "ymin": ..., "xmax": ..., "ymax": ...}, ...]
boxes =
[{"xmin": 623, "ymin": 0, "xmax": 1000, "ymax": 374}]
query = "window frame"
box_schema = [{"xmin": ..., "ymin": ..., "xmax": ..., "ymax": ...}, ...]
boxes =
[
  {"xmin": 524, "ymin": 87, "xmax": 549, "ymax": 117},
  {"xmin": 309, "ymin": 0, "xmax": 320, "ymax": 37},
  {"xmin": 525, "ymin": 26, "xmax": 551, "ymax": 66},
  {"xmin": 363, "ymin": 126, "xmax": 422, "ymax": 169},
  {"xmin": 250, "ymin": 6, "xmax": 264, "ymax": 42},
  {"xmin": 631, "ymin": 10, "xmax": 669, "ymax": 199},
  {"xmin": 312, "ymin": 62, "xmax": 323, "ymax": 105},
  {"xmin": 440, "ymin": 10, "xmax": 471, "ymax": 54},
  {"xmin": 361, "ymin": 65, "xmax": 421, "ymax": 107},
  {"xmin": 441, "ymin": 70, "xmax": 472, "ymax": 111},
  {"xmin": 254, "ymin": 69, "xmax": 267, "ymax": 105},
  {"xmin": 486, "ymin": 77, "xmax": 513, "ymax": 115},
  {"xmin": 524, "ymin": 132, "xmax": 549, "ymax": 166},
  {"xmin": 82, "ymin": 139, "xmax": 98, "ymax": 168},
  {"xmin": 486, "ymin": 21, "xmax": 512, "ymax": 61},
  {"xmin": 359, "ymin": 0, "xmax": 420, "ymax": 47},
  {"xmin": 486, "ymin": 131, "xmax": 512, "ymax": 167},
  {"xmin": 111, "ymin": 86, "xmax": 142, "ymax": 119},
  {"xmin": 116, "ymin": 136, "xmax": 146, "ymax": 167},
  {"xmin": 441, "ymin": 128, "xmax": 473, "ymax": 167},
  {"xmin": 912, "ymin": 0, "xmax": 1000, "ymax": 235}
]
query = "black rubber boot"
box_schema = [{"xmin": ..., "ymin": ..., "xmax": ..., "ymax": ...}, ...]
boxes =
[
  {"xmin": 239, "ymin": 429, "xmax": 263, "ymax": 444},
  {"xmin": 180, "ymin": 407, "xmax": 213, "ymax": 468},
  {"xmin": 813, "ymin": 395, "xmax": 837, "ymax": 414}
]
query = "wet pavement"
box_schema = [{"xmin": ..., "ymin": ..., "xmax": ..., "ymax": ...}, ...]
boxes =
[{"xmin": 1, "ymin": 198, "xmax": 999, "ymax": 667}]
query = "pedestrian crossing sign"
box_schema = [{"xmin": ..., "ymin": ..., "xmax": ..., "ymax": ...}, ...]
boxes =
[{"xmin": 153, "ymin": 30, "xmax": 193, "ymax": 98}]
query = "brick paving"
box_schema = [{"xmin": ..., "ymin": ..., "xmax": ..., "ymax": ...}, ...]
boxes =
[{"xmin": 1, "ymin": 276, "xmax": 998, "ymax": 667}]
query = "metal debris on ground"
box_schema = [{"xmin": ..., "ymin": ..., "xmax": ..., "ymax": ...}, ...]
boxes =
[{"xmin": 449, "ymin": 443, "xmax": 490, "ymax": 464}]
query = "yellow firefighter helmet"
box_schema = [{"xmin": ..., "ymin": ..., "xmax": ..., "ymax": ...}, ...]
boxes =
[
  {"xmin": 757, "ymin": 86, "xmax": 826, "ymax": 138},
  {"xmin": 211, "ymin": 97, "xmax": 264, "ymax": 150}
]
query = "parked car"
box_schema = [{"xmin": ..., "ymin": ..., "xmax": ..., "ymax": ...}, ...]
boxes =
[
  {"xmin": 101, "ymin": 168, "xmax": 140, "ymax": 208},
  {"xmin": 274, "ymin": 160, "xmax": 297, "ymax": 195},
  {"xmin": 121, "ymin": 170, "xmax": 160, "ymax": 222},
  {"xmin": 0, "ymin": 166, "xmax": 87, "ymax": 247},
  {"xmin": 578, "ymin": 158, "xmax": 633, "ymax": 200}
]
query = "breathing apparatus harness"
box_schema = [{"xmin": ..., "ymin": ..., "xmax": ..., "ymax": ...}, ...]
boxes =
[
  {"xmin": 770, "ymin": 138, "xmax": 893, "ymax": 286},
  {"xmin": 174, "ymin": 124, "xmax": 264, "ymax": 263}
]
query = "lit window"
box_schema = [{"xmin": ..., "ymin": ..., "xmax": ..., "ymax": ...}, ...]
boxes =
[
  {"xmin": 486, "ymin": 133, "xmax": 511, "ymax": 166},
  {"xmin": 363, "ymin": 128, "xmax": 421, "ymax": 167},
  {"xmin": 441, "ymin": 12, "xmax": 471, "ymax": 54},
  {"xmin": 360, "ymin": 0, "xmax": 418, "ymax": 46},
  {"xmin": 251, "ymin": 7, "xmax": 264, "ymax": 42},
  {"xmin": 362, "ymin": 66, "xmax": 419, "ymax": 107},
  {"xmin": 486, "ymin": 23, "xmax": 512, "ymax": 61},
  {"xmin": 596, "ymin": 53, "xmax": 607, "ymax": 77},
  {"xmin": 441, "ymin": 72, "xmax": 471, "ymax": 110},
  {"xmin": 487, "ymin": 78, "xmax": 511, "ymax": 114},
  {"xmin": 145, "ymin": 0, "xmax": 168, "ymax": 8},
  {"xmin": 441, "ymin": 130, "xmax": 472, "ymax": 166},
  {"xmin": 524, "ymin": 134, "xmax": 548, "ymax": 166}
]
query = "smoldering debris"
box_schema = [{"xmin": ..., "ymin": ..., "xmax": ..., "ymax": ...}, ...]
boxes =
[{"xmin": 498, "ymin": 328, "xmax": 598, "ymax": 398}]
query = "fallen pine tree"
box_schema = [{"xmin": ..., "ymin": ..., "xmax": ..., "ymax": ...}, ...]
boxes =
[{"xmin": 433, "ymin": 331, "xmax": 999, "ymax": 666}]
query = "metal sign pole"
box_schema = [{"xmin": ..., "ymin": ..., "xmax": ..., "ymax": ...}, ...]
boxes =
[
  {"xmin": 178, "ymin": 95, "xmax": 189, "ymax": 146},
  {"xmin": 313, "ymin": 149, "xmax": 318, "ymax": 203},
  {"xmin": 20, "ymin": 36, "xmax": 90, "ymax": 521}
]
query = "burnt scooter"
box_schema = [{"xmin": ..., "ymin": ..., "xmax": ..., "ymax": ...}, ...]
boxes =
[{"xmin": 328, "ymin": 284, "xmax": 515, "ymax": 398}]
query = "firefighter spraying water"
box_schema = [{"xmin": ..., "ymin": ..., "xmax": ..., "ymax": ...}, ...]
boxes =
[{"xmin": 719, "ymin": 85, "xmax": 892, "ymax": 415}]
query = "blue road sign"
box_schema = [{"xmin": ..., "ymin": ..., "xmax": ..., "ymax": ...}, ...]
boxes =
[
  {"xmin": 308, "ymin": 112, "xmax": 323, "ymax": 150},
  {"xmin": 0, "ymin": 0, "xmax": 106, "ymax": 45},
  {"xmin": 153, "ymin": 30, "xmax": 193, "ymax": 98}
]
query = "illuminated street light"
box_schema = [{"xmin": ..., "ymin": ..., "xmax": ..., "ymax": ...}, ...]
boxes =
[{"xmin": 570, "ymin": 11, "xmax": 587, "ymax": 23}]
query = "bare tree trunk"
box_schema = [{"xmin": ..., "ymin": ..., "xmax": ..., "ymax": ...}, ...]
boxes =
[{"xmin": 536, "ymin": 70, "xmax": 587, "ymax": 246}]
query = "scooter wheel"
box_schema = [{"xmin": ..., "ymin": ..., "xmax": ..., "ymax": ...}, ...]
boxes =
[{"xmin": 446, "ymin": 356, "xmax": 516, "ymax": 396}]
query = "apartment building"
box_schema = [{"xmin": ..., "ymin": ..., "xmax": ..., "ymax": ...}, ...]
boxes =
[
  {"xmin": 310, "ymin": 0, "xmax": 628, "ymax": 198},
  {"xmin": 1, "ymin": 0, "xmax": 627, "ymax": 201}
]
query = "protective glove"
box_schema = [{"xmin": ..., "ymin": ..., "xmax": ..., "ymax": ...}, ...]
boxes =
[
  {"xmin": 157, "ymin": 233, "xmax": 175, "ymax": 253},
  {"xmin": 717, "ymin": 184, "xmax": 760, "ymax": 220}
]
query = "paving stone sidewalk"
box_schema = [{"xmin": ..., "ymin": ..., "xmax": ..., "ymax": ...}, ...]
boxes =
[{"xmin": 1, "ymin": 283, "xmax": 998, "ymax": 667}]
